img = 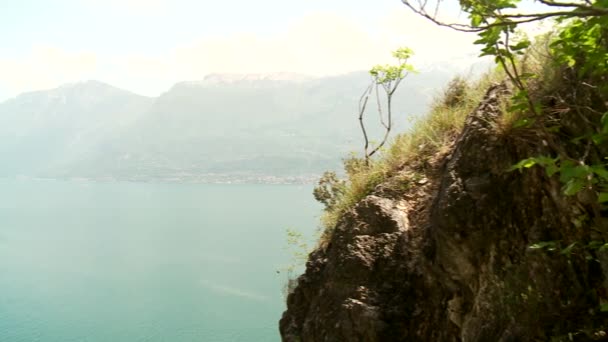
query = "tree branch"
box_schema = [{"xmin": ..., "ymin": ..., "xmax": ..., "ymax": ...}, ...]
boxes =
[
  {"xmin": 359, "ymin": 84, "xmax": 373, "ymax": 164},
  {"xmin": 400, "ymin": 0, "xmax": 608, "ymax": 33},
  {"xmin": 375, "ymin": 83, "xmax": 389, "ymax": 130}
]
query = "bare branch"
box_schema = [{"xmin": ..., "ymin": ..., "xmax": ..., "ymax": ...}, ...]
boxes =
[
  {"xmin": 537, "ymin": 0, "xmax": 598, "ymax": 9},
  {"xmin": 400, "ymin": 0, "xmax": 608, "ymax": 33},
  {"xmin": 375, "ymin": 83, "xmax": 388, "ymax": 130},
  {"xmin": 368, "ymin": 90, "xmax": 394, "ymax": 158},
  {"xmin": 360, "ymin": 49, "xmax": 413, "ymax": 163},
  {"xmin": 359, "ymin": 84, "xmax": 373, "ymax": 163}
]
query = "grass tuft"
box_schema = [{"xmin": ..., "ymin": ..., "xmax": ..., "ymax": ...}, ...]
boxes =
[{"xmin": 318, "ymin": 68, "xmax": 506, "ymax": 238}]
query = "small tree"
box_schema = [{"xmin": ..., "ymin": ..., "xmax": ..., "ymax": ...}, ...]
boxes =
[
  {"xmin": 359, "ymin": 47, "xmax": 415, "ymax": 164},
  {"xmin": 398, "ymin": 0, "xmax": 608, "ymax": 202},
  {"xmin": 313, "ymin": 171, "xmax": 345, "ymax": 210},
  {"xmin": 398, "ymin": 0, "xmax": 608, "ymax": 117}
]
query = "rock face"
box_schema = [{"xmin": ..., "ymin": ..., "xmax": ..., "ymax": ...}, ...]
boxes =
[{"xmin": 280, "ymin": 84, "xmax": 608, "ymax": 341}]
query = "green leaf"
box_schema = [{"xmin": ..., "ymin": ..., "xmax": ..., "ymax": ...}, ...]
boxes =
[
  {"xmin": 508, "ymin": 158, "xmax": 537, "ymax": 171},
  {"xmin": 598, "ymin": 192, "xmax": 608, "ymax": 203},
  {"xmin": 567, "ymin": 56, "xmax": 576, "ymax": 67},
  {"xmin": 529, "ymin": 241, "xmax": 558, "ymax": 251},
  {"xmin": 392, "ymin": 47, "xmax": 414, "ymax": 60},
  {"xmin": 561, "ymin": 242, "xmax": 577, "ymax": 256},
  {"xmin": 546, "ymin": 164, "xmax": 559, "ymax": 177},
  {"xmin": 471, "ymin": 14, "xmax": 483, "ymax": 27},
  {"xmin": 560, "ymin": 163, "xmax": 591, "ymax": 183},
  {"xmin": 592, "ymin": 166, "xmax": 608, "ymax": 180},
  {"xmin": 587, "ymin": 240, "xmax": 604, "ymax": 250},
  {"xmin": 563, "ymin": 178, "xmax": 586, "ymax": 196},
  {"xmin": 513, "ymin": 117, "xmax": 535, "ymax": 128},
  {"xmin": 511, "ymin": 40, "xmax": 531, "ymax": 51},
  {"xmin": 591, "ymin": 134, "xmax": 605, "ymax": 145}
]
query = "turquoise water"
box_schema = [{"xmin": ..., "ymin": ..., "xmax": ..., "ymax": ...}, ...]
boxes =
[{"xmin": 0, "ymin": 179, "xmax": 319, "ymax": 341}]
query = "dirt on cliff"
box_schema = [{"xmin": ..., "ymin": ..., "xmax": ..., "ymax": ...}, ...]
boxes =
[{"xmin": 280, "ymin": 83, "xmax": 608, "ymax": 341}]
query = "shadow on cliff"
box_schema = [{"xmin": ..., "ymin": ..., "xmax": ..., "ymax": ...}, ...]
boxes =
[{"xmin": 280, "ymin": 80, "xmax": 608, "ymax": 341}]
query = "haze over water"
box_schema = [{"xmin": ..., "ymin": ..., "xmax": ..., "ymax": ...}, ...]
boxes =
[
  {"xmin": 0, "ymin": 2, "xmax": 484, "ymax": 341},
  {"xmin": 0, "ymin": 179, "xmax": 319, "ymax": 341}
]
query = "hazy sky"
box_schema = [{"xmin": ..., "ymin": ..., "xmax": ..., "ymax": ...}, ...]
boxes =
[{"xmin": 0, "ymin": 0, "xmax": 545, "ymax": 100}]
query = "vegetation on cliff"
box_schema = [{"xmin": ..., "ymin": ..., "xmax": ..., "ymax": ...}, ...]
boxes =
[
  {"xmin": 315, "ymin": 0, "xmax": 608, "ymax": 243},
  {"xmin": 285, "ymin": 1, "xmax": 608, "ymax": 340}
]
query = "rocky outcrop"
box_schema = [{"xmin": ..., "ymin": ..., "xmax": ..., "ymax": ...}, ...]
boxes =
[{"xmin": 280, "ymin": 84, "xmax": 608, "ymax": 341}]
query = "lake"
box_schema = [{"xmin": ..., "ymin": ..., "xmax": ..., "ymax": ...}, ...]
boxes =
[{"xmin": 0, "ymin": 179, "xmax": 320, "ymax": 341}]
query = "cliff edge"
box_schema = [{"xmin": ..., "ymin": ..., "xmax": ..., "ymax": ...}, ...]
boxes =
[{"xmin": 280, "ymin": 83, "xmax": 608, "ymax": 341}]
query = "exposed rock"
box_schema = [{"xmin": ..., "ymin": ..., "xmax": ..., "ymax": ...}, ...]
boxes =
[{"xmin": 280, "ymin": 84, "xmax": 608, "ymax": 341}]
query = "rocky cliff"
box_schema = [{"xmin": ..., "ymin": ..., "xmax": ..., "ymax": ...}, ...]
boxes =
[{"xmin": 280, "ymin": 83, "xmax": 608, "ymax": 341}]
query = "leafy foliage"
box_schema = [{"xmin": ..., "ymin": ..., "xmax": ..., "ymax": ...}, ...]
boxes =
[
  {"xmin": 450, "ymin": 0, "xmax": 608, "ymax": 202},
  {"xmin": 552, "ymin": 13, "xmax": 608, "ymax": 80},
  {"xmin": 313, "ymin": 171, "xmax": 345, "ymax": 211},
  {"xmin": 369, "ymin": 48, "xmax": 416, "ymax": 85},
  {"xmin": 316, "ymin": 0, "xmax": 608, "ymax": 247}
]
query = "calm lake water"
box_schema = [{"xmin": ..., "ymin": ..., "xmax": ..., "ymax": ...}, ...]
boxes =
[{"xmin": 0, "ymin": 179, "xmax": 320, "ymax": 341}]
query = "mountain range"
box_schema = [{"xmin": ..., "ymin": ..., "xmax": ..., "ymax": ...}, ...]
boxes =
[{"xmin": 0, "ymin": 69, "xmax": 460, "ymax": 183}]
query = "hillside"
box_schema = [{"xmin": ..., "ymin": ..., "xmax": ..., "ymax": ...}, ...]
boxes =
[
  {"xmin": 0, "ymin": 70, "xmax": 455, "ymax": 183},
  {"xmin": 280, "ymin": 8, "xmax": 608, "ymax": 338},
  {"xmin": 0, "ymin": 81, "xmax": 153, "ymax": 177},
  {"xmin": 281, "ymin": 78, "xmax": 608, "ymax": 342}
]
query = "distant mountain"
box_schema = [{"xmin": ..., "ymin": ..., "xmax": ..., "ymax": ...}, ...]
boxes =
[
  {"xmin": 0, "ymin": 70, "xmax": 456, "ymax": 183},
  {"xmin": 0, "ymin": 81, "xmax": 153, "ymax": 177},
  {"xmin": 199, "ymin": 72, "xmax": 313, "ymax": 84}
]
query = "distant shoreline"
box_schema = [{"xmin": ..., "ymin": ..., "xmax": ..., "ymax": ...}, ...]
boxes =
[{"xmin": 8, "ymin": 174, "xmax": 320, "ymax": 185}]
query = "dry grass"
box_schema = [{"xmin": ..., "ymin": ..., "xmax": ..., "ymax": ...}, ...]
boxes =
[
  {"xmin": 317, "ymin": 33, "xmax": 564, "ymax": 242},
  {"xmin": 492, "ymin": 34, "xmax": 562, "ymax": 136},
  {"xmin": 313, "ymin": 31, "xmax": 591, "ymax": 255},
  {"xmin": 319, "ymin": 69, "xmax": 507, "ymax": 236}
]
